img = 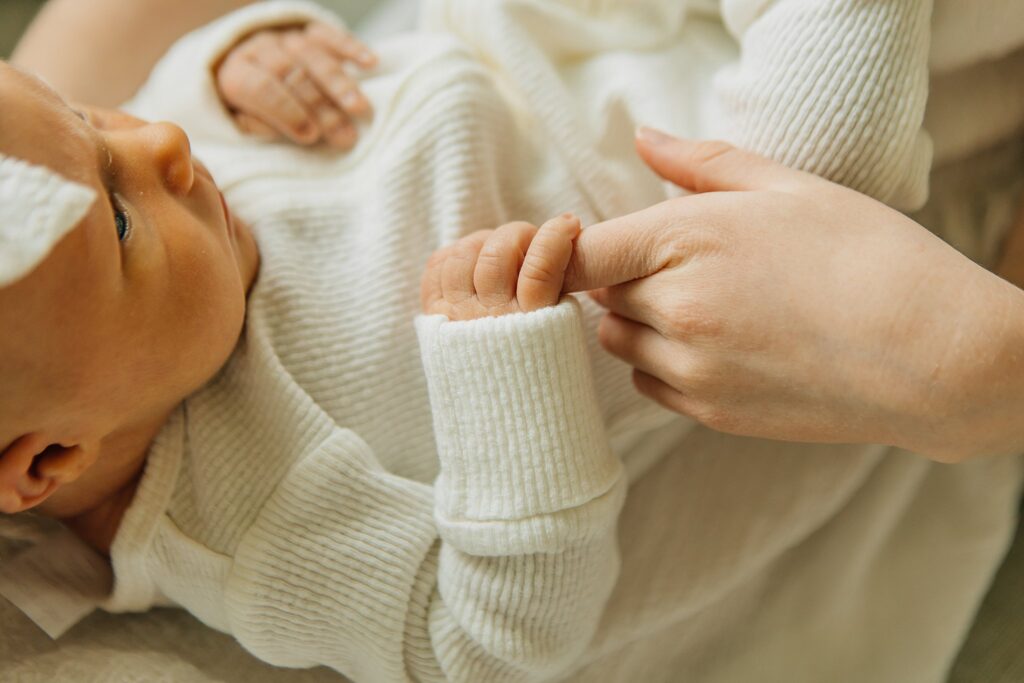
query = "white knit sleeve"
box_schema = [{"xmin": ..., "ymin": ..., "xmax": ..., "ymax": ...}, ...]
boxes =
[
  {"xmin": 714, "ymin": 0, "xmax": 935, "ymax": 210},
  {"xmin": 122, "ymin": 0, "xmax": 346, "ymax": 142},
  {"xmin": 221, "ymin": 299, "xmax": 626, "ymax": 682}
]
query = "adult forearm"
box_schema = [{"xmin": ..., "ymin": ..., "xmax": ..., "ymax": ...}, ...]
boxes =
[
  {"xmin": 919, "ymin": 274, "xmax": 1024, "ymax": 462},
  {"xmin": 11, "ymin": 0, "xmax": 254, "ymax": 106}
]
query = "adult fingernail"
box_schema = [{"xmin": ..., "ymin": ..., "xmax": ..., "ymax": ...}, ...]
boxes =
[{"xmin": 636, "ymin": 125, "xmax": 674, "ymax": 145}]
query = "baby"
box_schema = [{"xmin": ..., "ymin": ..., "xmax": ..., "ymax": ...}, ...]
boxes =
[
  {"xmin": 0, "ymin": 4, "xmax": 675, "ymax": 679},
  {"xmin": 4, "ymin": 1, "xmax": 1016, "ymax": 682}
]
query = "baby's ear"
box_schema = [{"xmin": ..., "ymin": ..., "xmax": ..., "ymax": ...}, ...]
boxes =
[{"xmin": 0, "ymin": 434, "xmax": 92, "ymax": 513}]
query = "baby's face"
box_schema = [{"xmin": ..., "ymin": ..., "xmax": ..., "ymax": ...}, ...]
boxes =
[{"xmin": 0, "ymin": 63, "xmax": 258, "ymax": 475}]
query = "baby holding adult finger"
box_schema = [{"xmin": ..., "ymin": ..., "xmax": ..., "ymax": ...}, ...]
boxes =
[{"xmin": 3, "ymin": 0, "xmax": 1018, "ymax": 682}]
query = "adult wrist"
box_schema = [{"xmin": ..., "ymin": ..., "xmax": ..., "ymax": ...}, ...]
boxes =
[{"xmin": 906, "ymin": 274, "xmax": 1024, "ymax": 462}]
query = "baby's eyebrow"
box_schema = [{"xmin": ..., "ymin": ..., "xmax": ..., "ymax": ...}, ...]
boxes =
[{"xmin": 67, "ymin": 108, "xmax": 113, "ymax": 177}]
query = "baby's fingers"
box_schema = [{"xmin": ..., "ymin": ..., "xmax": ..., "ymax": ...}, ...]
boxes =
[
  {"xmin": 441, "ymin": 232, "xmax": 489, "ymax": 306},
  {"xmin": 280, "ymin": 34, "xmax": 359, "ymax": 148},
  {"xmin": 517, "ymin": 213, "xmax": 582, "ymax": 312},
  {"xmin": 474, "ymin": 222, "xmax": 538, "ymax": 307},
  {"xmin": 281, "ymin": 36, "xmax": 369, "ymax": 130},
  {"xmin": 233, "ymin": 112, "xmax": 278, "ymax": 139},
  {"xmin": 421, "ymin": 246, "xmax": 453, "ymax": 313},
  {"xmin": 219, "ymin": 47, "xmax": 319, "ymax": 145},
  {"xmin": 293, "ymin": 26, "xmax": 374, "ymax": 119},
  {"xmin": 307, "ymin": 21, "xmax": 378, "ymax": 69}
]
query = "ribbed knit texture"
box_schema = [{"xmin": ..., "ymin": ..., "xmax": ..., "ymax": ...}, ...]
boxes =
[
  {"xmin": 98, "ymin": 2, "xmax": 1024, "ymax": 683},
  {"xmin": 715, "ymin": 0, "xmax": 934, "ymax": 210},
  {"xmin": 422, "ymin": 0, "xmax": 934, "ymax": 212}
]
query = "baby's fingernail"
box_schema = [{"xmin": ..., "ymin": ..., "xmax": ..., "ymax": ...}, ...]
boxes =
[
  {"xmin": 359, "ymin": 51, "xmax": 376, "ymax": 65},
  {"xmin": 560, "ymin": 212, "xmax": 577, "ymax": 221},
  {"xmin": 342, "ymin": 91, "xmax": 361, "ymax": 108},
  {"xmin": 636, "ymin": 125, "xmax": 673, "ymax": 145}
]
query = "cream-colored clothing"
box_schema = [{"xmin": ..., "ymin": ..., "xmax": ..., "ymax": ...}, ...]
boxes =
[{"xmin": 101, "ymin": 2, "xmax": 1024, "ymax": 682}]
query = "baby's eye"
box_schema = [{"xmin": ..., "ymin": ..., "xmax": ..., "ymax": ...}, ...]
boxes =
[{"xmin": 112, "ymin": 197, "xmax": 131, "ymax": 242}]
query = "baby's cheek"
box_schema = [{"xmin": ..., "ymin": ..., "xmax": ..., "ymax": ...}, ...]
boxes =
[{"xmin": 162, "ymin": 224, "xmax": 247, "ymax": 387}]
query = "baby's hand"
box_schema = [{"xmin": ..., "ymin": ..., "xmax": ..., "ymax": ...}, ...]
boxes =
[
  {"xmin": 215, "ymin": 21, "xmax": 377, "ymax": 149},
  {"xmin": 421, "ymin": 214, "xmax": 582, "ymax": 321}
]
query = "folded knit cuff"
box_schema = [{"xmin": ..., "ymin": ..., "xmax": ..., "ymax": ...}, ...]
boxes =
[{"xmin": 415, "ymin": 298, "xmax": 621, "ymax": 526}]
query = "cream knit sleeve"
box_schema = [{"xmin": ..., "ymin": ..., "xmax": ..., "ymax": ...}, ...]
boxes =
[
  {"xmin": 222, "ymin": 300, "xmax": 626, "ymax": 683},
  {"xmin": 715, "ymin": 0, "xmax": 935, "ymax": 210}
]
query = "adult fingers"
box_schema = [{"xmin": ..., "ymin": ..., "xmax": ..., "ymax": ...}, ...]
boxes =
[
  {"xmin": 634, "ymin": 127, "xmax": 810, "ymax": 194},
  {"xmin": 588, "ymin": 278, "xmax": 675, "ymax": 334},
  {"xmin": 519, "ymin": 213, "xmax": 581, "ymax": 311},
  {"xmin": 632, "ymin": 369, "xmax": 695, "ymax": 417},
  {"xmin": 597, "ymin": 313, "xmax": 687, "ymax": 384},
  {"xmin": 562, "ymin": 198, "xmax": 696, "ymax": 293},
  {"xmin": 474, "ymin": 222, "xmax": 537, "ymax": 306}
]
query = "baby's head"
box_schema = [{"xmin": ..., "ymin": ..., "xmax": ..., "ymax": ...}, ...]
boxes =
[{"xmin": 0, "ymin": 62, "xmax": 258, "ymax": 519}]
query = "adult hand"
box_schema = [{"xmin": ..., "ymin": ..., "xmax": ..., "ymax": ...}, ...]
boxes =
[{"xmin": 564, "ymin": 129, "xmax": 1024, "ymax": 462}]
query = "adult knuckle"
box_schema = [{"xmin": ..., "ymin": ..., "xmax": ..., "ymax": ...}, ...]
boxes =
[
  {"xmin": 676, "ymin": 355, "xmax": 719, "ymax": 394},
  {"xmin": 663, "ymin": 296, "xmax": 719, "ymax": 339},
  {"xmin": 690, "ymin": 401, "xmax": 733, "ymax": 430}
]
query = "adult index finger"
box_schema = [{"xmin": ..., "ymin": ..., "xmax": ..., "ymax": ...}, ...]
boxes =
[{"xmin": 561, "ymin": 196, "xmax": 706, "ymax": 293}]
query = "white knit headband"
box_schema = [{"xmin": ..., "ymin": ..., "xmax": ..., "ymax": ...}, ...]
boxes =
[{"xmin": 0, "ymin": 152, "xmax": 97, "ymax": 288}]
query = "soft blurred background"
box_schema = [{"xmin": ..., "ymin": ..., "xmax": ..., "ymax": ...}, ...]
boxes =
[
  {"xmin": 1, "ymin": 1, "xmax": 1022, "ymax": 681},
  {"xmin": 0, "ymin": 0, "xmax": 382, "ymax": 58}
]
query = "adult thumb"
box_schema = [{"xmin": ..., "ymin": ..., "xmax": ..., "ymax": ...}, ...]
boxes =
[{"xmin": 635, "ymin": 127, "xmax": 802, "ymax": 193}]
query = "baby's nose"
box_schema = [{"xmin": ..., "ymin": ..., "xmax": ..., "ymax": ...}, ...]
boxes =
[{"xmin": 147, "ymin": 122, "xmax": 194, "ymax": 195}]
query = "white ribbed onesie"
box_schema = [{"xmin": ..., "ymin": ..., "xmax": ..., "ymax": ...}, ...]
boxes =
[{"xmin": 98, "ymin": 2, "xmax": 1024, "ymax": 681}]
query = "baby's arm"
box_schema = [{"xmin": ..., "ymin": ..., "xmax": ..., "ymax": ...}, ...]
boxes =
[
  {"xmin": 223, "ymin": 215, "xmax": 625, "ymax": 682},
  {"xmin": 715, "ymin": 0, "xmax": 934, "ymax": 210},
  {"xmin": 11, "ymin": 0, "xmax": 254, "ymax": 106}
]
